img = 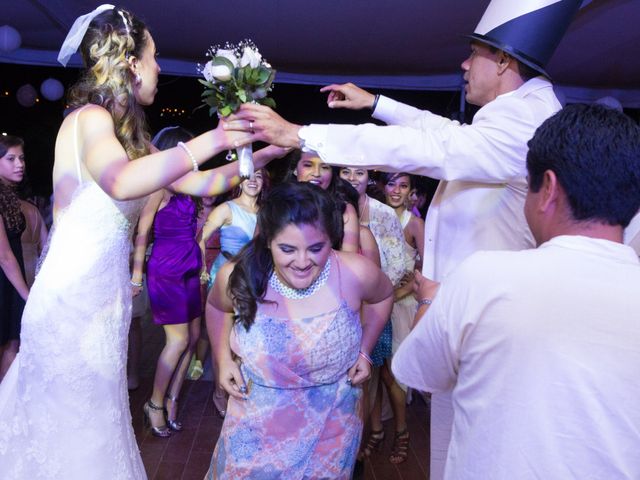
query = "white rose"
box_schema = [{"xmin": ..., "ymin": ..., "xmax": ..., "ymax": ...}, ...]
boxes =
[
  {"xmin": 216, "ymin": 49, "xmax": 238, "ymax": 68},
  {"xmin": 240, "ymin": 47, "xmax": 262, "ymax": 68},
  {"xmin": 210, "ymin": 64, "xmax": 232, "ymax": 82},
  {"xmin": 201, "ymin": 61, "xmax": 215, "ymax": 82}
]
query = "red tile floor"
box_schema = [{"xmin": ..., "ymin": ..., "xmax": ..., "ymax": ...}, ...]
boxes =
[{"xmin": 129, "ymin": 314, "xmax": 431, "ymax": 479}]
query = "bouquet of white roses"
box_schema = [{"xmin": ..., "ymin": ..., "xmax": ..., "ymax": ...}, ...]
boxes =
[
  {"xmin": 199, "ymin": 40, "xmax": 275, "ymax": 116},
  {"xmin": 199, "ymin": 40, "xmax": 275, "ymax": 177}
]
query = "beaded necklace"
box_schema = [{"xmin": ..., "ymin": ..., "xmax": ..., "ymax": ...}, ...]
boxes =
[{"xmin": 269, "ymin": 256, "xmax": 331, "ymax": 300}]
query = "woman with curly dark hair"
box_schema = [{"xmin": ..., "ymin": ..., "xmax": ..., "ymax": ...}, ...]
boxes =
[
  {"xmin": 205, "ymin": 182, "xmax": 393, "ymax": 478},
  {"xmin": 0, "ymin": 135, "xmax": 29, "ymax": 381}
]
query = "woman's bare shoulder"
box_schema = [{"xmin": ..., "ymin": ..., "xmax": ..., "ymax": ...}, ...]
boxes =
[{"xmin": 335, "ymin": 249, "xmax": 378, "ymax": 278}]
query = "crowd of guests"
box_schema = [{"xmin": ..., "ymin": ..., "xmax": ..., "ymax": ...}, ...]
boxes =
[{"xmin": 1, "ymin": 2, "xmax": 640, "ymax": 480}]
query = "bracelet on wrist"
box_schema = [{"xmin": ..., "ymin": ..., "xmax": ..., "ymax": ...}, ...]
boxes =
[
  {"xmin": 130, "ymin": 280, "xmax": 143, "ymax": 288},
  {"xmin": 371, "ymin": 94, "xmax": 380, "ymax": 112},
  {"xmin": 358, "ymin": 350, "xmax": 373, "ymax": 367},
  {"xmin": 416, "ymin": 298, "xmax": 433, "ymax": 310},
  {"xmin": 177, "ymin": 141, "xmax": 199, "ymax": 172}
]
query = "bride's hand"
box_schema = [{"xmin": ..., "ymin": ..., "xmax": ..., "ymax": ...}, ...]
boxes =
[{"xmin": 212, "ymin": 118, "xmax": 255, "ymax": 152}]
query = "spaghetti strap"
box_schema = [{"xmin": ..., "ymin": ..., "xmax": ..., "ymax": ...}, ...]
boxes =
[
  {"xmin": 333, "ymin": 251, "xmax": 343, "ymax": 294},
  {"xmin": 73, "ymin": 106, "xmax": 88, "ymax": 183}
]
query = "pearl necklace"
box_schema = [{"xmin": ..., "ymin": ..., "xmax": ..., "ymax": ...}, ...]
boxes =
[{"xmin": 269, "ymin": 257, "xmax": 331, "ymax": 300}]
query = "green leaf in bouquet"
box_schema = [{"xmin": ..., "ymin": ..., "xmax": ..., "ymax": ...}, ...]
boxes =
[
  {"xmin": 204, "ymin": 96, "xmax": 218, "ymax": 107},
  {"xmin": 237, "ymin": 89, "xmax": 248, "ymax": 103},
  {"xmin": 202, "ymin": 89, "xmax": 216, "ymax": 97},
  {"xmin": 198, "ymin": 79, "xmax": 215, "ymax": 88},
  {"xmin": 260, "ymin": 97, "xmax": 276, "ymax": 109},
  {"xmin": 209, "ymin": 106, "xmax": 218, "ymax": 116},
  {"xmin": 236, "ymin": 67, "xmax": 245, "ymax": 84},
  {"xmin": 265, "ymin": 69, "xmax": 276, "ymax": 88},
  {"xmin": 219, "ymin": 105, "xmax": 233, "ymax": 117},
  {"xmin": 255, "ymin": 67, "xmax": 271, "ymax": 85}
]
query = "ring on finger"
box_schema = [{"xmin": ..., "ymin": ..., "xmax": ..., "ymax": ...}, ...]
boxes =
[{"xmin": 249, "ymin": 121, "xmax": 254, "ymax": 132}]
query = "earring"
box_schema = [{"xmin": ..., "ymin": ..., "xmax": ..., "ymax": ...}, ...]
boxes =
[{"xmin": 135, "ymin": 73, "xmax": 142, "ymax": 85}]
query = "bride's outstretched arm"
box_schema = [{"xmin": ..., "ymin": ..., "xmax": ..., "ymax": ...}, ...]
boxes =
[
  {"xmin": 77, "ymin": 105, "xmax": 254, "ymax": 200},
  {"xmin": 169, "ymin": 145, "xmax": 291, "ymax": 197}
]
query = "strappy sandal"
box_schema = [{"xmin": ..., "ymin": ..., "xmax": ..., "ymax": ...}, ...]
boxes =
[
  {"xmin": 361, "ymin": 429, "xmax": 385, "ymax": 457},
  {"xmin": 389, "ymin": 429, "xmax": 410, "ymax": 464},
  {"xmin": 165, "ymin": 395, "xmax": 183, "ymax": 432}
]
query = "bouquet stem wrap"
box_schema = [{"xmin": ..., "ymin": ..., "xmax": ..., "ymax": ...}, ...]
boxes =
[{"xmin": 237, "ymin": 144, "xmax": 254, "ymax": 178}]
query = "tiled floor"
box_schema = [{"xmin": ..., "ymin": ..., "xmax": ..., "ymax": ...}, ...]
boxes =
[{"xmin": 130, "ymin": 314, "xmax": 431, "ymax": 479}]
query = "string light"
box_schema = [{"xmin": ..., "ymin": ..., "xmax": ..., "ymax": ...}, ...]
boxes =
[{"xmin": 159, "ymin": 107, "xmax": 187, "ymax": 118}]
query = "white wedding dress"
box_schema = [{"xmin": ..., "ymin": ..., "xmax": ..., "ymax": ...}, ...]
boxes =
[{"xmin": 0, "ymin": 111, "xmax": 147, "ymax": 479}]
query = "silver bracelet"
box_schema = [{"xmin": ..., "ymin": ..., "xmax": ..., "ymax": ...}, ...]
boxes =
[
  {"xmin": 177, "ymin": 141, "xmax": 198, "ymax": 172},
  {"xmin": 130, "ymin": 280, "xmax": 143, "ymax": 287},
  {"xmin": 416, "ymin": 298, "xmax": 433, "ymax": 309}
]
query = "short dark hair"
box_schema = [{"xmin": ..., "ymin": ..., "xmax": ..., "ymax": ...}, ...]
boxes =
[
  {"xmin": 527, "ymin": 103, "xmax": 640, "ymax": 227},
  {"xmin": 486, "ymin": 45, "xmax": 541, "ymax": 82}
]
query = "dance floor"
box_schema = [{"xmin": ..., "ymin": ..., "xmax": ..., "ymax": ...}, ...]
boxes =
[{"xmin": 129, "ymin": 314, "xmax": 431, "ymax": 479}]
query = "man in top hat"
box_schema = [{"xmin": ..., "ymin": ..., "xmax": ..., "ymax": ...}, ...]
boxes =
[
  {"xmin": 229, "ymin": 0, "xmax": 581, "ymax": 476},
  {"xmin": 392, "ymin": 103, "xmax": 640, "ymax": 479}
]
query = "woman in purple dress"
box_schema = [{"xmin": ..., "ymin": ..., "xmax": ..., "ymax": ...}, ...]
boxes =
[
  {"xmin": 132, "ymin": 127, "xmax": 289, "ymax": 436},
  {"xmin": 131, "ymin": 126, "xmax": 202, "ymax": 436}
]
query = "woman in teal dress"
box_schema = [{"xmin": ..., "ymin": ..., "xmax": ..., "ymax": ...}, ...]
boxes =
[{"xmin": 198, "ymin": 168, "xmax": 268, "ymax": 416}]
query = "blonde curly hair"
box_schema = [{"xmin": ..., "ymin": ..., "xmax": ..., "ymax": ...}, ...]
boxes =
[{"xmin": 67, "ymin": 8, "xmax": 150, "ymax": 160}]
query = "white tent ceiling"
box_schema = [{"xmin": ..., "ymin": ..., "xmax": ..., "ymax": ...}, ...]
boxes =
[{"xmin": 2, "ymin": 0, "xmax": 640, "ymax": 106}]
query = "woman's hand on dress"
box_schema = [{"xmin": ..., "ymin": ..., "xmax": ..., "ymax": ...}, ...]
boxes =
[
  {"xmin": 218, "ymin": 356, "xmax": 248, "ymax": 400},
  {"xmin": 347, "ymin": 355, "xmax": 371, "ymax": 386}
]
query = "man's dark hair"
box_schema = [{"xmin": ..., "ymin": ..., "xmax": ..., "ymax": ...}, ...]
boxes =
[
  {"xmin": 487, "ymin": 45, "xmax": 540, "ymax": 81},
  {"xmin": 527, "ymin": 103, "xmax": 640, "ymax": 227}
]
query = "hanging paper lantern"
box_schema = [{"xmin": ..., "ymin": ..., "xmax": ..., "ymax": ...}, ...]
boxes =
[
  {"xmin": 17, "ymin": 84, "xmax": 37, "ymax": 108},
  {"xmin": 0, "ymin": 25, "xmax": 21, "ymax": 52},
  {"xmin": 40, "ymin": 78, "xmax": 65, "ymax": 101}
]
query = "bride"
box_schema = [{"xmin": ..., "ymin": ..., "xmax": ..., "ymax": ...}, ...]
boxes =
[{"xmin": 0, "ymin": 5, "xmax": 261, "ymax": 479}]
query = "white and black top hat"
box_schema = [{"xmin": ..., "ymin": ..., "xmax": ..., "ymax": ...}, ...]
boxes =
[{"xmin": 468, "ymin": 0, "xmax": 582, "ymax": 77}]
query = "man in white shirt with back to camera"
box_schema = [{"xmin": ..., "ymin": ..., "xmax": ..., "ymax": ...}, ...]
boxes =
[{"xmin": 394, "ymin": 103, "xmax": 640, "ymax": 479}]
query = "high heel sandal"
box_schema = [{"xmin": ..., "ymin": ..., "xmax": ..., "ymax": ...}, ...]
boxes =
[
  {"xmin": 143, "ymin": 400, "xmax": 171, "ymax": 438},
  {"xmin": 212, "ymin": 391, "xmax": 228, "ymax": 418},
  {"xmin": 389, "ymin": 429, "xmax": 410, "ymax": 464},
  {"xmin": 361, "ymin": 429, "xmax": 385, "ymax": 457},
  {"xmin": 165, "ymin": 396, "xmax": 183, "ymax": 432}
]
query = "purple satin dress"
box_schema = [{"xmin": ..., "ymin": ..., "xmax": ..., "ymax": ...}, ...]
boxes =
[{"xmin": 147, "ymin": 194, "xmax": 202, "ymax": 325}]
